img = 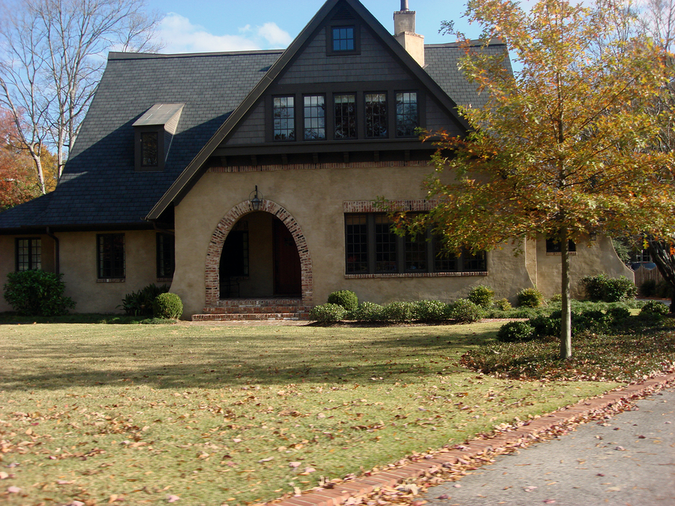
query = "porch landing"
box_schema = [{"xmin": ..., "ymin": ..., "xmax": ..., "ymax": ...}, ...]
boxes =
[{"xmin": 192, "ymin": 298, "xmax": 312, "ymax": 321}]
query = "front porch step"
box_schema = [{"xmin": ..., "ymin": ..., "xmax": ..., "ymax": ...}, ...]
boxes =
[{"xmin": 192, "ymin": 312, "xmax": 308, "ymax": 321}]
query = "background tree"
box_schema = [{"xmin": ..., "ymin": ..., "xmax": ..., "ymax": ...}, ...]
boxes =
[
  {"xmin": 0, "ymin": 0, "xmax": 160, "ymax": 194},
  {"xmin": 404, "ymin": 0, "xmax": 674, "ymax": 359}
]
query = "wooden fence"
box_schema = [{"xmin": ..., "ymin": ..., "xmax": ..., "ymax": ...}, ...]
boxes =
[{"xmin": 633, "ymin": 263, "xmax": 664, "ymax": 288}]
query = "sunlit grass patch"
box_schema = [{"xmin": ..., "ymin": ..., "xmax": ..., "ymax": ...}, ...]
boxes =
[{"xmin": 0, "ymin": 322, "xmax": 618, "ymax": 505}]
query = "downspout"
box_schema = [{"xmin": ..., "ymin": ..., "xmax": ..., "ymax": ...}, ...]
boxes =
[{"xmin": 45, "ymin": 227, "xmax": 59, "ymax": 275}]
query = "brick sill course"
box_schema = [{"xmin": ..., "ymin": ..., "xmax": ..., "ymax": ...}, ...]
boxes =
[{"xmin": 267, "ymin": 372, "xmax": 675, "ymax": 506}]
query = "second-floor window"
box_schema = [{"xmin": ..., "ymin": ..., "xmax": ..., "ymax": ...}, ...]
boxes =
[
  {"xmin": 273, "ymin": 96, "xmax": 295, "ymax": 141},
  {"xmin": 365, "ymin": 93, "xmax": 387, "ymax": 138},
  {"xmin": 334, "ymin": 94, "xmax": 357, "ymax": 139},
  {"xmin": 140, "ymin": 132, "xmax": 159, "ymax": 167},
  {"xmin": 396, "ymin": 92, "xmax": 418, "ymax": 137},
  {"xmin": 332, "ymin": 26, "xmax": 355, "ymax": 52},
  {"xmin": 303, "ymin": 95, "xmax": 326, "ymax": 140}
]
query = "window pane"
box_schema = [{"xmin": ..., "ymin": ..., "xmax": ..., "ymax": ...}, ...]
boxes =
[
  {"xmin": 303, "ymin": 95, "xmax": 326, "ymax": 140},
  {"xmin": 463, "ymin": 249, "xmax": 487, "ymax": 271},
  {"xmin": 345, "ymin": 214, "xmax": 368, "ymax": 273},
  {"xmin": 396, "ymin": 92, "xmax": 418, "ymax": 137},
  {"xmin": 16, "ymin": 238, "xmax": 41, "ymax": 271},
  {"xmin": 98, "ymin": 234, "xmax": 125, "ymax": 279},
  {"xmin": 156, "ymin": 233, "xmax": 175, "ymax": 278},
  {"xmin": 141, "ymin": 132, "xmax": 158, "ymax": 167},
  {"xmin": 273, "ymin": 96, "xmax": 295, "ymax": 141},
  {"xmin": 375, "ymin": 214, "xmax": 397, "ymax": 273},
  {"xmin": 334, "ymin": 94, "xmax": 356, "ymax": 139},
  {"xmin": 365, "ymin": 93, "xmax": 387, "ymax": 138},
  {"xmin": 333, "ymin": 26, "xmax": 354, "ymax": 51},
  {"xmin": 405, "ymin": 232, "xmax": 427, "ymax": 272}
]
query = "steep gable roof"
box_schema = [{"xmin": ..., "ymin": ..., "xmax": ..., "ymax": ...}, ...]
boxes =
[{"xmin": 146, "ymin": 0, "xmax": 471, "ymax": 221}]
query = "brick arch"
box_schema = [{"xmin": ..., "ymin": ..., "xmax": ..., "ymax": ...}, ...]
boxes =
[{"xmin": 204, "ymin": 199, "xmax": 313, "ymax": 307}]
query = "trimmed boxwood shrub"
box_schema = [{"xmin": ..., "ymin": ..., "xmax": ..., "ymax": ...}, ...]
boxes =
[
  {"xmin": 309, "ymin": 303, "xmax": 346, "ymax": 323},
  {"xmin": 381, "ymin": 301, "xmax": 416, "ymax": 323},
  {"xmin": 468, "ymin": 285, "xmax": 495, "ymax": 308},
  {"xmin": 153, "ymin": 292, "xmax": 183, "ymax": 319},
  {"xmin": 517, "ymin": 287, "xmax": 544, "ymax": 308},
  {"xmin": 3, "ymin": 270, "xmax": 75, "ymax": 316},
  {"xmin": 494, "ymin": 298, "xmax": 512, "ymax": 311},
  {"xmin": 350, "ymin": 302, "xmax": 385, "ymax": 322},
  {"xmin": 327, "ymin": 290, "xmax": 358, "ymax": 311},
  {"xmin": 529, "ymin": 314, "xmax": 560, "ymax": 338},
  {"xmin": 581, "ymin": 274, "xmax": 637, "ymax": 302},
  {"xmin": 447, "ymin": 298, "xmax": 483, "ymax": 323},
  {"xmin": 413, "ymin": 300, "xmax": 448, "ymax": 322},
  {"xmin": 497, "ymin": 321, "xmax": 535, "ymax": 342},
  {"xmin": 640, "ymin": 300, "xmax": 669, "ymax": 316},
  {"xmin": 120, "ymin": 283, "xmax": 169, "ymax": 316}
]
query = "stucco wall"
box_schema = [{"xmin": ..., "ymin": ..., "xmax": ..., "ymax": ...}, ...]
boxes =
[
  {"xmin": 0, "ymin": 230, "xmax": 162, "ymax": 314},
  {"xmin": 534, "ymin": 235, "xmax": 634, "ymax": 298},
  {"xmin": 173, "ymin": 163, "xmax": 538, "ymax": 316}
]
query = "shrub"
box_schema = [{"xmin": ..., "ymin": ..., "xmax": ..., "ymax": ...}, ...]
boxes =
[
  {"xmin": 309, "ymin": 303, "xmax": 346, "ymax": 323},
  {"xmin": 656, "ymin": 280, "xmax": 673, "ymax": 298},
  {"xmin": 529, "ymin": 315, "xmax": 560, "ymax": 338},
  {"xmin": 497, "ymin": 321, "xmax": 536, "ymax": 342},
  {"xmin": 468, "ymin": 285, "xmax": 495, "ymax": 308},
  {"xmin": 447, "ymin": 298, "xmax": 483, "ymax": 323},
  {"xmin": 639, "ymin": 279, "xmax": 657, "ymax": 297},
  {"xmin": 381, "ymin": 301, "xmax": 416, "ymax": 323},
  {"xmin": 607, "ymin": 306, "xmax": 631, "ymax": 321},
  {"xmin": 640, "ymin": 300, "xmax": 669, "ymax": 316},
  {"xmin": 493, "ymin": 298, "xmax": 512, "ymax": 311},
  {"xmin": 517, "ymin": 287, "xmax": 544, "ymax": 308},
  {"xmin": 153, "ymin": 292, "xmax": 183, "ymax": 319},
  {"xmin": 3, "ymin": 270, "xmax": 75, "ymax": 316},
  {"xmin": 350, "ymin": 302, "xmax": 385, "ymax": 322},
  {"xmin": 548, "ymin": 293, "xmax": 563, "ymax": 303},
  {"xmin": 120, "ymin": 284, "xmax": 169, "ymax": 316},
  {"xmin": 413, "ymin": 300, "xmax": 448, "ymax": 322},
  {"xmin": 327, "ymin": 290, "xmax": 358, "ymax": 311},
  {"xmin": 581, "ymin": 274, "xmax": 637, "ymax": 302}
]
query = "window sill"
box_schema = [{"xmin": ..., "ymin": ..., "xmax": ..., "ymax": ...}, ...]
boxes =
[
  {"xmin": 345, "ymin": 271, "xmax": 488, "ymax": 279},
  {"xmin": 157, "ymin": 278, "xmax": 173, "ymax": 284},
  {"xmin": 97, "ymin": 278, "xmax": 125, "ymax": 283}
]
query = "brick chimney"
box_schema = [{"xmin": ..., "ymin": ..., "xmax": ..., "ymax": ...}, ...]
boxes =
[{"xmin": 394, "ymin": 0, "xmax": 424, "ymax": 67}]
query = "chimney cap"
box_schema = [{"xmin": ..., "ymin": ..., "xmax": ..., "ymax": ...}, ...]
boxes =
[{"xmin": 401, "ymin": 1, "xmax": 409, "ymax": 11}]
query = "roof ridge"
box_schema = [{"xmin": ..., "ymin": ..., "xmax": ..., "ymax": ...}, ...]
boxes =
[
  {"xmin": 108, "ymin": 49, "xmax": 286, "ymax": 60},
  {"xmin": 425, "ymin": 39, "xmax": 507, "ymax": 48}
]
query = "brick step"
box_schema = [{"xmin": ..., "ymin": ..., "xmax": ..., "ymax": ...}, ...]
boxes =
[
  {"xmin": 206, "ymin": 306, "xmax": 308, "ymax": 314},
  {"xmin": 192, "ymin": 312, "xmax": 309, "ymax": 321}
]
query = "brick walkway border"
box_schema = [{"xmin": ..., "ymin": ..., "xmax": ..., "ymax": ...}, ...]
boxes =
[{"xmin": 268, "ymin": 372, "xmax": 675, "ymax": 506}]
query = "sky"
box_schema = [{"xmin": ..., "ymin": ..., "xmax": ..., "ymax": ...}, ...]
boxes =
[{"xmin": 145, "ymin": 0, "xmax": 482, "ymax": 54}]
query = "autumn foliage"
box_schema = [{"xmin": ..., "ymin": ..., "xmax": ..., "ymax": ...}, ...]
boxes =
[
  {"xmin": 409, "ymin": 0, "xmax": 675, "ymax": 358},
  {"xmin": 0, "ymin": 109, "xmax": 40, "ymax": 210}
]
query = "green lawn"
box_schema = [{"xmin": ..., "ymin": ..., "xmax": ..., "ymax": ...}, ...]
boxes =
[{"xmin": 0, "ymin": 322, "xmax": 618, "ymax": 505}]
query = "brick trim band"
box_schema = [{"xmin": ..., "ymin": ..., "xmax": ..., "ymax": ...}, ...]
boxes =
[{"xmin": 204, "ymin": 200, "xmax": 313, "ymax": 309}]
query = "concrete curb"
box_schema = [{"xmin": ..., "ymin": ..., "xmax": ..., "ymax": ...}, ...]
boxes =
[{"xmin": 268, "ymin": 372, "xmax": 675, "ymax": 506}]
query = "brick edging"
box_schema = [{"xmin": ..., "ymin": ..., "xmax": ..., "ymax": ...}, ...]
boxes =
[{"xmin": 267, "ymin": 372, "xmax": 675, "ymax": 506}]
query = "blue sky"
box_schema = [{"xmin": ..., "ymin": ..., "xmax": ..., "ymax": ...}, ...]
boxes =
[{"xmin": 145, "ymin": 0, "xmax": 482, "ymax": 54}]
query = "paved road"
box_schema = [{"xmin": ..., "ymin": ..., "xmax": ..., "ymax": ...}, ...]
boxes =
[{"xmin": 423, "ymin": 387, "xmax": 675, "ymax": 506}]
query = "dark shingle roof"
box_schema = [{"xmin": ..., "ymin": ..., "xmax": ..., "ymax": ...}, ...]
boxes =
[
  {"xmin": 0, "ymin": 38, "xmax": 506, "ymax": 231},
  {"xmin": 0, "ymin": 50, "xmax": 283, "ymax": 230}
]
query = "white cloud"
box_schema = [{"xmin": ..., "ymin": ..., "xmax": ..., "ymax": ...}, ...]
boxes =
[{"xmin": 155, "ymin": 13, "xmax": 291, "ymax": 54}]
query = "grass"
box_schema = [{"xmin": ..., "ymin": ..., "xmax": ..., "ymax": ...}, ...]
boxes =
[{"xmin": 0, "ymin": 321, "xmax": 619, "ymax": 505}]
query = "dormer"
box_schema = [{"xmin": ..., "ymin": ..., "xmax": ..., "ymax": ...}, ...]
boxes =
[{"xmin": 133, "ymin": 103, "xmax": 184, "ymax": 171}]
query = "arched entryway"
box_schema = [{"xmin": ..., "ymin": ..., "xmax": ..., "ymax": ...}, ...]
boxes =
[{"xmin": 204, "ymin": 200, "xmax": 313, "ymax": 309}]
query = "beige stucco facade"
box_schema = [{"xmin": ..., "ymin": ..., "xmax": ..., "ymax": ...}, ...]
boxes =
[{"xmin": 0, "ymin": 230, "xmax": 163, "ymax": 313}]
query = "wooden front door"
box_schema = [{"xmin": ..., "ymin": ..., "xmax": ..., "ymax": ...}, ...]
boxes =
[{"xmin": 273, "ymin": 218, "xmax": 302, "ymax": 297}]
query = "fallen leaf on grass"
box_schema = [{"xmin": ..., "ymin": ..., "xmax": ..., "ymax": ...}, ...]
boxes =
[
  {"xmin": 0, "ymin": 472, "xmax": 8, "ymax": 480},
  {"xmin": 289, "ymin": 461, "xmax": 302, "ymax": 468},
  {"xmin": 258, "ymin": 457, "xmax": 274, "ymax": 463},
  {"xmin": 437, "ymin": 494, "xmax": 449, "ymax": 499},
  {"xmin": 543, "ymin": 500, "xmax": 556, "ymax": 504},
  {"xmin": 167, "ymin": 495, "xmax": 180, "ymax": 503},
  {"xmin": 7, "ymin": 486, "xmax": 21, "ymax": 493}
]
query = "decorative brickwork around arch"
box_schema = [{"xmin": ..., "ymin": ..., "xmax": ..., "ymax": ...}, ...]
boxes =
[{"xmin": 204, "ymin": 200, "xmax": 313, "ymax": 308}]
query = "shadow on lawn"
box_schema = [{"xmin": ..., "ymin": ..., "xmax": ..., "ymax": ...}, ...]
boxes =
[{"xmin": 0, "ymin": 326, "xmax": 492, "ymax": 391}]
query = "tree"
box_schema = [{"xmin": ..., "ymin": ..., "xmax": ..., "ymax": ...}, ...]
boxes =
[
  {"xmin": 403, "ymin": 0, "xmax": 675, "ymax": 359},
  {"xmin": 0, "ymin": 0, "xmax": 161, "ymax": 192}
]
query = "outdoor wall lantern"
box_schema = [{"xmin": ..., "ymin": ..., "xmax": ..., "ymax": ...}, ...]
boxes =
[{"xmin": 249, "ymin": 185, "xmax": 263, "ymax": 211}]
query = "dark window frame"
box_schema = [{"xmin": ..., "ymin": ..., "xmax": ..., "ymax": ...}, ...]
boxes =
[
  {"xmin": 15, "ymin": 237, "xmax": 41, "ymax": 272},
  {"xmin": 395, "ymin": 91, "xmax": 419, "ymax": 138},
  {"xmin": 303, "ymin": 94, "xmax": 326, "ymax": 141},
  {"xmin": 364, "ymin": 92, "xmax": 388, "ymax": 139},
  {"xmin": 97, "ymin": 233, "xmax": 125, "ymax": 280},
  {"xmin": 326, "ymin": 22, "xmax": 361, "ymax": 56},
  {"xmin": 345, "ymin": 213, "xmax": 487, "ymax": 275},
  {"xmin": 134, "ymin": 126, "xmax": 165, "ymax": 171},
  {"xmin": 273, "ymin": 95, "xmax": 296, "ymax": 142},
  {"xmin": 333, "ymin": 93, "xmax": 357, "ymax": 140},
  {"xmin": 156, "ymin": 233, "xmax": 175, "ymax": 280}
]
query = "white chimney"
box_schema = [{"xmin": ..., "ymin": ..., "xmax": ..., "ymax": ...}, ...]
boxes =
[{"xmin": 394, "ymin": 1, "xmax": 424, "ymax": 67}]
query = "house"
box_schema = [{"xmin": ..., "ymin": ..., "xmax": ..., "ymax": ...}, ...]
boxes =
[{"xmin": 0, "ymin": 0, "xmax": 632, "ymax": 319}]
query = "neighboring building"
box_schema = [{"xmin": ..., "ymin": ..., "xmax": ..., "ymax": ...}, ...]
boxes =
[{"xmin": 0, "ymin": 0, "xmax": 631, "ymax": 318}]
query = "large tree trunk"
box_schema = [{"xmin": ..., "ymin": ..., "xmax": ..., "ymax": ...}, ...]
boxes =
[
  {"xmin": 560, "ymin": 228, "xmax": 572, "ymax": 360},
  {"xmin": 647, "ymin": 236, "xmax": 675, "ymax": 312}
]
